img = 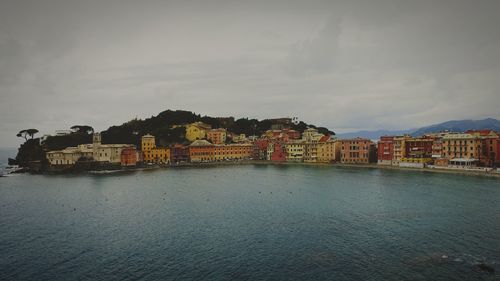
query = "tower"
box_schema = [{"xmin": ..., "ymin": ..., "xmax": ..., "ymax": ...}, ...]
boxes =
[{"xmin": 92, "ymin": 132, "xmax": 101, "ymax": 161}]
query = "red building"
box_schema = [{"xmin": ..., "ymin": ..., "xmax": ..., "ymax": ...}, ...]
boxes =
[
  {"xmin": 404, "ymin": 136, "xmax": 434, "ymax": 160},
  {"xmin": 269, "ymin": 140, "xmax": 286, "ymax": 161},
  {"xmin": 253, "ymin": 139, "xmax": 269, "ymax": 160},
  {"xmin": 121, "ymin": 147, "xmax": 139, "ymax": 166},
  {"xmin": 377, "ymin": 136, "xmax": 394, "ymax": 165}
]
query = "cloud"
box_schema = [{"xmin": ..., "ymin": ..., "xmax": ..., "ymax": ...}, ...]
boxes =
[{"xmin": 0, "ymin": 0, "xmax": 500, "ymax": 147}]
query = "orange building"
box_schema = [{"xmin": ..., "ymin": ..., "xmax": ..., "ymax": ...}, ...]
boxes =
[
  {"xmin": 213, "ymin": 144, "xmax": 253, "ymax": 161},
  {"xmin": 207, "ymin": 128, "xmax": 227, "ymax": 144},
  {"xmin": 340, "ymin": 138, "xmax": 373, "ymax": 164},
  {"xmin": 141, "ymin": 134, "xmax": 170, "ymax": 164},
  {"xmin": 189, "ymin": 140, "xmax": 215, "ymax": 162},
  {"xmin": 121, "ymin": 147, "xmax": 139, "ymax": 166}
]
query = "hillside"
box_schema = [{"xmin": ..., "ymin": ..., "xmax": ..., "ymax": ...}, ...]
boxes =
[{"xmin": 12, "ymin": 110, "xmax": 335, "ymax": 167}]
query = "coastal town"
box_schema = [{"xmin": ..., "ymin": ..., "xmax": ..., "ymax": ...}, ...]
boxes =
[{"xmin": 42, "ymin": 117, "xmax": 500, "ymax": 174}]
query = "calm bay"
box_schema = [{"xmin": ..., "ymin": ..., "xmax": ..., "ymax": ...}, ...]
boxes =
[{"xmin": 1, "ymin": 161, "xmax": 499, "ymax": 280}]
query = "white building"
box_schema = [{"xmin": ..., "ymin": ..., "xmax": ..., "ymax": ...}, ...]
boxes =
[{"xmin": 46, "ymin": 133, "xmax": 135, "ymax": 166}]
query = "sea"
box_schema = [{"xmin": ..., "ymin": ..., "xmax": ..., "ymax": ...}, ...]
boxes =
[{"xmin": 0, "ymin": 150, "xmax": 499, "ymax": 280}]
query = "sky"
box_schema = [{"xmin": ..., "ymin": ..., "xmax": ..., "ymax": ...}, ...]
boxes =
[{"xmin": 1, "ymin": 0, "xmax": 500, "ymax": 147}]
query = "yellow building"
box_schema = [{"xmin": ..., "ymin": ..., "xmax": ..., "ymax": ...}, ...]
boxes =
[
  {"xmin": 285, "ymin": 141, "xmax": 304, "ymax": 162},
  {"xmin": 317, "ymin": 137, "xmax": 340, "ymax": 163},
  {"xmin": 442, "ymin": 133, "xmax": 481, "ymax": 166},
  {"xmin": 185, "ymin": 122, "xmax": 212, "ymax": 142},
  {"xmin": 392, "ymin": 135, "xmax": 410, "ymax": 165},
  {"xmin": 141, "ymin": 134, "xmax": 170, "ymax": 164}
]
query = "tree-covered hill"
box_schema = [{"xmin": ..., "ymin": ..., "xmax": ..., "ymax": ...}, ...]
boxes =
[{"xmin": 12, "ymin": 109, "xmax": 335, "ymax": 167}]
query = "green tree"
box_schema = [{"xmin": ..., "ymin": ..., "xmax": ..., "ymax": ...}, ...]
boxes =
[
  {"xmin": 71, "ymin": 125, "xmax": 94, "ymax": 134},
  {"xmin": 26, "ymin": 129, "xmax": 39, "ymax": 139}
]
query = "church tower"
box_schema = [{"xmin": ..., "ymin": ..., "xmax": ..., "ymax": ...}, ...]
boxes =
[{"xmin": 92, "ymin": 132, "xmax": 101, "ymax": 161}]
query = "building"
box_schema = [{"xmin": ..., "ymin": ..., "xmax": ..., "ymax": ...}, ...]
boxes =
[
  {"xmin": 393, "ymin": 135, "xmax": 411, "ymax": 165},
  {"xmin": 189, "ymin": 140, "xmax": 215, "ymax": 162},
  {"xmin": 400, "ymin": 136, "xmax": 434, "ymax": 165},
  {"xmin": 268, "ymin": 140, "xmax": 286, "ymax": 161},
  {"xmin": 213, "ymin": 144, "xmax": 253, "ymax": 161},
  {"xmin": 340, "ymin": 138, "xmax": 372, "ymax": 164},
  {"xmin": 377, "ymin": 136, "xmax": 395, "ymax": 165},
  {"xmin": 466, "ymin": 130, "xmax": 499, "ymax": 167},
  {"xmin": 317, "ymin": 136, "xmax": 340, "ymax": 163},
  {"xmin": 121, "ymin": 147, "xmax": 140, "ymax": 166},
  {"xmin": 302, "ymin": 128, "xmax": 324, "ymax": 142},
  {"xmin": 185, "ymin": 122, "xmax": 212, "ymax": 142},
  {"xmin": 285, "ymin": 141, "xmax": 304, "ymax": 162},
  {"xmin": 253, "ymin": 139, "xmax": 269, "ymax": 160},
  {"xmin": 207, "ymin": 128, "xmax": 227, "ymax": 144},
  {"xmin": 171, "ymin": 145, "xmax": 189, "ymax": 164},
  {"xmin": 303, "ymin": 142, "xmax": 319, "ymax": 163},
  {"xmin": 265, "ymin": 118, "xmax": 293, "ymax": 130},
  {"xmin": 47, "ymin": 133, "xmax": 135, "ymax": 166},
  {"xmin": 141, "ymin": 134, "xmax": 170, "ymax": 164},
  {"xmin": 231, "ymin": 133, "xmax": 247, "ymax": 143},
  {"xmin": 441, "ymin": 133, "xmax": 482, "ymax": 167},
  {"xmin": 46, "ymin": 145, "xmax": 93, "ymax": 166}
]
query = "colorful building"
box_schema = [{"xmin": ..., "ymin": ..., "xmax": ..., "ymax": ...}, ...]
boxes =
[
  {"xmin": 141, "ymin": 134, "xmax": 170, "ymax": 164},
  {"xmin": 171, "ymin": 145, "xmax": 189, "ymax": 164},
  {"xmin": 121, "ymin": 147, "xmax": 140, "ymax": 166},
  {"xmin": 317, "ymin": 136, "xmax": 340, "ymax": 163},
  {"xmin": 253, "ymin": 139, "xmax": 269, "ymax": 160},
  {"xmin": 185, "ymin": 122, "xmax": 212, "ymax": 142},
  {"xmin": 213, "ymin": 144, "xmax": 253, "ymax": 161},
  {"xmin": 207, "ymin": 128, "xmax": 227, "ymax": 144},
  {"xmin": 441, "ymin": 133, "xmax": 482, "ymax": 167},
  {"xmin": 466, "ymin": 130, "xmax": 499, "ymax": 167},
  {"xmin": 189, "ymin": 140, "xmax": 215, "ymax": 162},
  {"xmin": 401, "ymin": 136, "xmax": 434, "ymax": 164},
  {"xmin": 285, "ymin": 141, "xmax": 304, "ymax": 162},
  {"xmin": 340, "ymin": 138, "xmax": 373, "ymax": 164},
  {"xmin": 377, "ymin": 136, "xmax": 395, "ymax": 165},
  {"xmin": 268, "ymin": 140, "xmax": 286, "ymax": 161}
]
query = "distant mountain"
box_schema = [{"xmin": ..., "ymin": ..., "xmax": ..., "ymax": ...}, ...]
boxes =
[
  {"xmin": 410, "ymin": 118, "xmax": 500, "ymax": 136},
  {"xmin": 335, "ymin": 129, "xmax": 412, "ymax": 140},
  {"xmin": 337, "ymin": 118, "xmax": 500, "ymax": 140}
]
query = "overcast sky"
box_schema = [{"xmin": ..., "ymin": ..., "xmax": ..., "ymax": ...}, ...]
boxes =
[{"xmin": 1, "ymin": 0, "xmax": 500, "ymax": 147}]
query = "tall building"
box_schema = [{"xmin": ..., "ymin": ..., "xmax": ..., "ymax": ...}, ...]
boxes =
[
  {"xmin": 141, "ymin": 134, "xmax": 170, "ymax": 164},
  {"xmin": 340, "ymin": 138, "xmax": 373, "ymax": 164},
  {"xmin": 441, "ymin": 133, "xmax": 482, "ymax": 167},
  {"xmin": 285, "ymin": 141, "xmax": 304, "ymax": 162},
  {"xmin": 317, "ymin": 136, "xmax": 340, "ymax": 163},
  {"xmin": 377, "ymin": 136, "xmax": 395, "ymax": 165}
]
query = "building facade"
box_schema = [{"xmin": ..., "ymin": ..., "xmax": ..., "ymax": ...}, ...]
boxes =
[
  {"xmin": 340, "ymin": 138, "xmax": 372, "ymax": 164},
  {"xmin": 377, "ymin": 136, "xmax": 394, "ymax": 165},
  {"xmin": 185, "ymin": 122, "xmax": 212, "ymax": 142},
  {"xmin": 207, "ymin": 128, "xmax": 227, "ymax": 144}
]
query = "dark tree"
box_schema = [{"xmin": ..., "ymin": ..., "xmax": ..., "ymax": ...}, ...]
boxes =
[{"xmin": 71, "ymin": 125, "xmax": 94, "ymax": 134}]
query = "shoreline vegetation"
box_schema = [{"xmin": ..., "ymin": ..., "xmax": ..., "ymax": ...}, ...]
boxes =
[{"xmin": 36, "ymin": 161, "xmax": 500, "ymax": 179}]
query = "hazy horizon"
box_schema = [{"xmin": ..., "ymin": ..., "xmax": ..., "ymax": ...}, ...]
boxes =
[{"xmin": 1, "ymin": 0, "xmax": 500, "ymax": 147}]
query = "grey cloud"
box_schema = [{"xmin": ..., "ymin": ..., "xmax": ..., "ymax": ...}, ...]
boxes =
[{"xmin": 1, "ymin": 0, "xmax": 500, "ymax": 147}]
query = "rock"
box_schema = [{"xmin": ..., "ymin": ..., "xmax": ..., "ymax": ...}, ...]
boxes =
[{"xmin": 475, "ymin": 263, "xmax": 495, "ymax": 273}]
